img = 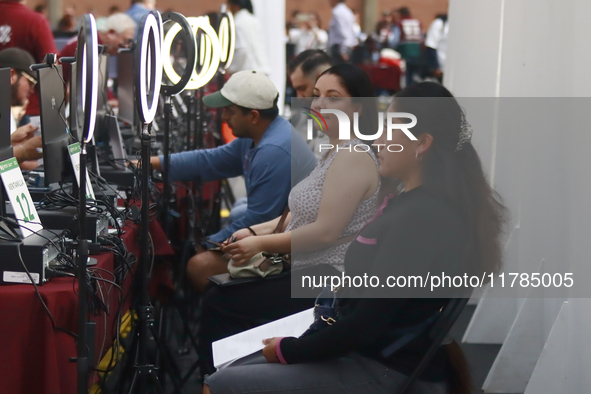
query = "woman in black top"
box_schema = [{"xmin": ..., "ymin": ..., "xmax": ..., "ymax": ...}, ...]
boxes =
[{"xmin": 203, "ymin": 83, "xmax": 507, "ymax": 394}]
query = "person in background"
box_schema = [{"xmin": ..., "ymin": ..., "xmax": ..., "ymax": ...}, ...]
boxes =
[
  {"xmin": 149, "ymin": 71, "xmax": 316, "ymax": 293},
  {"xmin": 126, "ymin": 0, "xmax": 155, "ymax": 26},
  {"xmin": 56, "ymin": 5, "xmax": 78, "ymax": 33},
  {"xmin": 0, "ymin": 48, "xmax": 43, "ymax": 168},
  {"xmin": 287, "ymin": 9, "xmax": 301, "ymax": 30},
  {"xmin": 288, "ymin": 49, "xmax": 334, "ymax": 99},
  {"xmin": 425, "ymin": 14, "xmax": 448, "ymax": 82},
  {"xmin": 0, "ymin": 0, "xmax": 58, "ymax": 117},
  {"xmin": 96, "ymin": 5, "xmax": 121, "ymax": 31},
  {"xmin": 327, "ymin": 0, "xmax": 357, "ymax": 63},
  {"xmin": 289, "ymin": 12, "xmax": 329, "ymax": 56},
  {"xmin": 59, "ymin": 13, "xmax": 136, "ymax": 85},
  {"xmin": 374, "ymin": 9, "xmax": 400, "ymax": 51},
  {"xmin": 33, "ymin": 4, "xmax": 48, "ymax": 19},
  {"xmin": 375, "ymin": 9, "xmax": 394, "ymax": 36},
  {"xmin": 287, "ymin": 49, "xmax": 333, "ymax": 157},
  {"xmin": 226, "ymin": 0, "xmax": 271, "ymax": 75},
  {"xmin": 394, "ymin": 6, "xmax": 424, "ymax": 87},
  {"xmin": 352, "ymin": 9, "xmax": 367, "ymax": 43}
]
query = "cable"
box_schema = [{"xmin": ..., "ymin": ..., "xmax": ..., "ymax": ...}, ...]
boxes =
[{"xmin": 16, "ymin": 242, "xmax": 78, "ymax": 338}]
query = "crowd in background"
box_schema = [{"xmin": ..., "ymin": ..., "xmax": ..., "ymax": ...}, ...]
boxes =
[{"xmin": 287, "ymin": 2, "xmax": 448, "ymax": 88}]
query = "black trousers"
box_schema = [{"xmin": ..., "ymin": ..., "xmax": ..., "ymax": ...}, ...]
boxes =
[{"xmin": 197, "ymin": 273, "xmax": 314, "ymax": 376}]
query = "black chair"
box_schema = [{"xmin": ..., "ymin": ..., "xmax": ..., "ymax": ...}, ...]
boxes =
[{"xmin": 397, "ymin": 297, "xmax": 470, "ymax": 394}]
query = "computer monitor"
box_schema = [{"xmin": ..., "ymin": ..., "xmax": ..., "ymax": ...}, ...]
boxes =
[
  {"xmin": 0, "ymin": 68, "xmax": 12, "ymax": 162},
  {"xmin": 117, "ymin": 52, "xmax": 136, "ymax": 127},
  {"xmin": 106, "ymin": 114, "xmax": 127, "ymax": 170},
  {"xmin": 37, "ymin": 65, "xmax": 73, "ymax": 186},
  {"xmin": 97, "ymin": 54, "xmax": 109, "ymax": 115}
]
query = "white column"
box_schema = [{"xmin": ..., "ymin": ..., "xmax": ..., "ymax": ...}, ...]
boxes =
[{"xmin": 251, "ymin": 0, "xmax": 286, "ymax": 114}]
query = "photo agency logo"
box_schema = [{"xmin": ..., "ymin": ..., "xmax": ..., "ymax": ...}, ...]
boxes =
[{"xmin": 303, "ymin": 108, "xmax": 418, "ymax": 153}]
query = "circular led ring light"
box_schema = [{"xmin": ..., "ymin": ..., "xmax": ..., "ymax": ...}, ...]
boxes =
[
  {"xmin": 75, "ymin": 14, "xmax": 99, "ymax": 143},
  {"xmin": 161, "ymin": 12, "xmax": 197, "ymax": 96},
  {"xmin": 135, "ymin": 11, "xmax": 163, "ymax": 124},
  {"xmin": 218, "ymin": 12, "xmax": 235, "ymax": 70},
  {"xmin": 185, "ymin": 16, "xmax": 221, "ymax": 90}
]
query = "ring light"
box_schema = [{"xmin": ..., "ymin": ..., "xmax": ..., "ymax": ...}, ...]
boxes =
[
  {"xmin": 185, "ymin": 16, "xmax": 221, "ymax": 90},
  {"xmin": 217, "ymin": 12, "xmax": 235, "ymax": 70},
  {"xmin": 75, "ymin": 14, "xmax": 99, "ymax": 143},
  {"xmin": 161, "ymin": 12, "xmax": 197, "ymax": 96},
  {"xmin": 135, "ymin": 11, "xmax": 163, "ymax": 125}
]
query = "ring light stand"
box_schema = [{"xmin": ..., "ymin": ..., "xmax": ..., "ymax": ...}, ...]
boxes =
[
  {"xmin": 161, "ymin": 12, "xmax": 197, "ymax": 231},
  {"xmin": 74, "ymin": 14, "xmax": 99, "ymax": 394},
  {"xmin": 128, "ymin": 10, "xmax": 167, "ymax": 394}
]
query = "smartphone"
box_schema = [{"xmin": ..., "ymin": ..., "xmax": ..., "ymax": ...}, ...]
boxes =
[{"xmin": 205, "ymin": 239, "xmax": 224, "ymax": 250}]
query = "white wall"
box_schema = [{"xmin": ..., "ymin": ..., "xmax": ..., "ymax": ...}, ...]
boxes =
[
  {"xmin": 446, "ymin": 0, "xmax": 591, "ymax": 392},
  {"xmin": 252, "ymin": 0, "xmax": 286, "ymax": 114}
]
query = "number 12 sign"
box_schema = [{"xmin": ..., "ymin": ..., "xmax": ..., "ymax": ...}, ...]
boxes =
[{"xmin": 0, "ymin": 157, "xmax": 43, "ymax": 238}]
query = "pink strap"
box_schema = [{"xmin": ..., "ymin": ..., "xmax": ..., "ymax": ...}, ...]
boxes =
[
  {"xmin": 356, "ymin": 235, "xmax": 377, "ymax": 245},
  {"xmin": 370, "ymin": 193, "xmax": 395, "ymax": 223},
  {"xmin": 275, "ymin": 337, "xmax": 288, "ymax": 364},
  {"xmin": 355, "ymin": 194, "xmax": 395, "ymax": 244}
]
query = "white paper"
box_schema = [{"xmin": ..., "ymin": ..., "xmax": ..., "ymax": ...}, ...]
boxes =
[
  {"xmin": 3, "ymin": 271, "xmax": 39, "ymax": 284},
  {"xmin": 212, "ymin": 308, "xmax": 314, "ymax": 370},
  {"xmin": 29, "ymin": 116, "xmax": 41, "ymax": 137},
  {"xmin": 0, "ymin": 157, "xmax": 43, "ymax": 238},
  {"xmin": 68, "ymin": 143, "xmax": 96, "ymax": 200}
]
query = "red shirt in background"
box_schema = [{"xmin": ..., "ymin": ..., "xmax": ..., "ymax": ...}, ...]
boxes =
[
  {"xmin": 0, "ymin": 1, "xmax": 58, "ymax": 116},
  {"xmin": 59, "ymin": 36, "xmax": 107, "ymax": 85}
]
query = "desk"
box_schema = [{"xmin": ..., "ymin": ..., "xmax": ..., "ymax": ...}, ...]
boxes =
[{"xmin": 0, "ymin": 221, "xmax": 173, "ymax": 394}]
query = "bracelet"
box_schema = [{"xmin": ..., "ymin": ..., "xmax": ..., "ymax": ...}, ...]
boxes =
[
  {"xmin": 247, "ymin": 227, "xmax": 257, "ymax": 236},
  {"xmin": 275, "ymin": 337, "xmax": 288, "ymax": 364}
]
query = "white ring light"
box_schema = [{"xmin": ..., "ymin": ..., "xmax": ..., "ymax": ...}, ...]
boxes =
[
  {"xmin": 75, "ymin": 14, "xmax": 99, "ymax": 143},
  {"xmin": 185, "ymin": 16, "xmax": 221, "ymax": 90},
  {"xmin": 218, "ymin": 12, "xmax": 235, "ymax": 70},
  {"xmin": 136, "ymin": 12, "xmax": 163, "ymax": 124}
]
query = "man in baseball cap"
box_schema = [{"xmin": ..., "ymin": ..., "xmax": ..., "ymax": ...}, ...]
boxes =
[
  {"xmin": 150, "ymin": 70, "xmax": 317, "ymax": 292},
  {"xmin": 0, "ymin": 47, "xmax": 37, "ymax": 110},
  {"xmin": 0, "ymin": 47, "xmax": 43, "ymax": 168}
]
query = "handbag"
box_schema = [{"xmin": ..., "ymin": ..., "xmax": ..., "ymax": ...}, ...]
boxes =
[
  {"xmin": 227, "ymin": 207, "xmax": 291, "ymax": 279},
  {"xmin": 301, "ymin": 286, "xmax": 339, "ymax": 337}
]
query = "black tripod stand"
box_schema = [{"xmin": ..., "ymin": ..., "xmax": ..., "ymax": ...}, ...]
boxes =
[
  {"xmin": 126, "ymin": 123, "xmax": 166, "ymax": 393},
  {"xmin": 125, "ymin": 10, "xmax": 167, "ymax": 394},
  {"xmin": 69, "ymin": 14, "xmax": 100, "ymax": 394}
]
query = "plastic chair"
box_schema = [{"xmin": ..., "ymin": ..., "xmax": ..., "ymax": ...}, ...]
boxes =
[{"xmin": 397, "ymin": 297, "xmax": 470, "ymax": 394}]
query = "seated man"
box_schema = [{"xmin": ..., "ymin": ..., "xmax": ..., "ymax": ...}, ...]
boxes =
[
  {"xmin": 0, "ymin": 48, "xmax": 43, "ymax": 168},
  {"xmin": 150, "ymin": 70, "xmax": 316, "ymax": 292},
  {"xmin": 287, "ymin": 49, "xmax": 333, "ymax": 158}
]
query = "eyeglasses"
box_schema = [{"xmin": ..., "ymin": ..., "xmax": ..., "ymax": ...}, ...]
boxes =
[{"xmin": 20, "ymin": 71, "xmax": 37, "ymax": 87}]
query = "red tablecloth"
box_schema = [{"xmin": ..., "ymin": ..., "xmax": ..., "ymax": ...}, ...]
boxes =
[
  {"xmin": 358, "ymin": 64, "xmax": 402, "ymax": 92},
  {"xmin": 0, "ymin": 224, "xmax": 143, "ymax": 394}
]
